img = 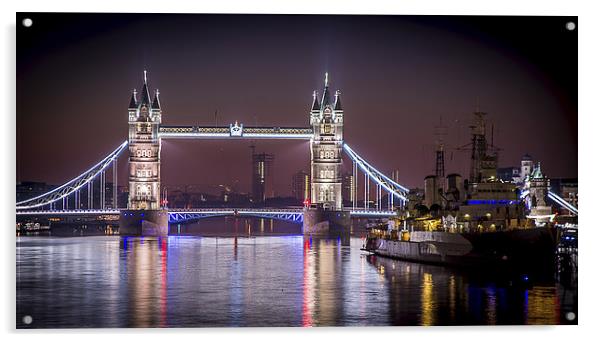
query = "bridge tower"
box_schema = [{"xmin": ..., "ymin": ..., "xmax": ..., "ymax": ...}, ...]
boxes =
[
  {"xmin": 119, "ymin": 71, "xmax": 168, "ymax": 236},
  {"xmin": 304, "ymin": 73, "xmax": 350, "ymax": 236},
  {"xmin": 310, "ymin": 73, "xmax": 344, "ymax": 210},
  {"xmin": 525, "ymin": 162, "xmax": 554, "ymax": 227}
]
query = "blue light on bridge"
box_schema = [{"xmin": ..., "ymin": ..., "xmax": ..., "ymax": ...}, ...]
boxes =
[{"xmin": 466, "ymin": 200, "xmax": 519, "ymax": 205}]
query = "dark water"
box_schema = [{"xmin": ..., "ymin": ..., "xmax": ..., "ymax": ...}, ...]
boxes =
[{"xmin": 16, "ymin": 219, "xmax": 577, "ymax": 328}]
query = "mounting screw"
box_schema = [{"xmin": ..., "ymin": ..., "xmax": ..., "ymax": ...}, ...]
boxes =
[
  {"xmin": 566, "ymin": 311, "xmax": 576, "ymax": 321},
  {"xmin": 22, "ymin": 315, "xmax": 33, "ymax": 324},
  {"xmin": 22, "ymin": 18, "xmax": 33, "ymax": 27},
  {"xmin": 566, "ymin": 22, "xmax": 576, "ymax": 31}
]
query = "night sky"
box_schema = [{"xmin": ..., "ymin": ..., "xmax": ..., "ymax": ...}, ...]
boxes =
[{"xmin": 16, "ymin": 13, "xmax": 577, "ymax": 195}]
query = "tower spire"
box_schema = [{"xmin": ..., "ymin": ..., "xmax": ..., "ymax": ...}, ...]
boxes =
[
  {"xmin": 334, "ymin": 89, "xmax": 342, "ymax": 111},
  {"xmin": 152, "ymin": 89, "xmax": 161, "ymax": 110},
  {"xmin": 311, "ymin": 90, "xmax": 320, "ymax": 111},
  {"xmin": 321, "ymin": 72, "xmax": 332, "ymax": 109},
  {"xmin": 139, "ymin": 70, "xmax": 151, "ymax": 106},
  {"xmin": 128, "ymin": 88, "xmax": 138, "ymax": 109}
]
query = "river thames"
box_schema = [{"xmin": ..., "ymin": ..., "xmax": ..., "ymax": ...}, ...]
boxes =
[{"xmin": 16, "ymin": 218, "xmax": 577, "ymax": 328}]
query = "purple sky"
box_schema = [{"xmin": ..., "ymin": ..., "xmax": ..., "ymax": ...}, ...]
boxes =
[{"xmin": 17, "ymin": 14, "xmax": 577, "ymax": 196}]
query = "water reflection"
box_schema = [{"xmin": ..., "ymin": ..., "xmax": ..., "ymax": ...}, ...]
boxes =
[
  {"xmin": 367, "ymin": 255, "xmax": 570, "ymax": 325},
  {"xmin": 16, "ymin": 233, "xmax": 575, "ymax": 328}
]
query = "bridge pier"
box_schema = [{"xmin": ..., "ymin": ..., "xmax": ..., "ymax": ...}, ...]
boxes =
[
  {"xmin": 302, "ymin": 207, "xmax": 350, "ymax": 237},
  {"xmin": 119, "ymin": 209, "xmax": 169, "ymax": 236}
]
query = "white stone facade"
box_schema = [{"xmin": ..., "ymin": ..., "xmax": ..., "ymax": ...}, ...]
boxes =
[
  {"xmin": 309, "ymin": 75, "xmax": 344, "ymax": 210},
  {"xmin": 127, "ymin": 74, "xmax": 162, "ymax": 210}
]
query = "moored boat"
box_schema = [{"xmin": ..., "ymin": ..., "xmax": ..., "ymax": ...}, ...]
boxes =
[{"xmin": 363, "ymin": 223, "xmax": 560, "ymax": 273}]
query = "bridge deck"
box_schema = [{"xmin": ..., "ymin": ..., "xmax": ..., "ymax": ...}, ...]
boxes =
[{"xmin": 159, "ymin": 126, "xmax": 313, "ymax": 139}]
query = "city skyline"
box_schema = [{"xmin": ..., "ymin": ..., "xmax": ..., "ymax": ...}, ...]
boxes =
[{"xmin": 17, "ymin": 13, "xmax": 577, "ymax": 194}]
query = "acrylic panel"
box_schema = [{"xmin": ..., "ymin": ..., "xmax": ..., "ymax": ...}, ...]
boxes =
[{"xmin": 16, "ymin": 13, "xmax": 577, "ymax": 328}]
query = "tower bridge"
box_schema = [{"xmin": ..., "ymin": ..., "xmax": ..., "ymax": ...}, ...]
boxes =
[
  {"xmin": 17, "ymin": 71, "xmax": 415, "ymax": 236},
  {"xmin": 16, "ymin": 71, "xmax": 577, "ymax": 235}
]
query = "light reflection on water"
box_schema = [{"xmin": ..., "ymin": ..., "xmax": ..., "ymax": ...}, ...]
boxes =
[{"xmin": 16, "ymin": 229, "xmax": 574, "ymax": 328}]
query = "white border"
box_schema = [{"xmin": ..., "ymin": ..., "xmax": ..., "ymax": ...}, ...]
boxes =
[{"xmin": 2, "ymin": 1, "xmax": 598, "ymax": 341}]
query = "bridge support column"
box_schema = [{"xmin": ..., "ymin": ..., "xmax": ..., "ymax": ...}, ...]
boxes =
[
  {"xmin": 119, "ymin": 209, "xmax": 169, "ymax": 236},
  {"xmin": 302, "ymin": 207, "xmax": 350, "ymax": 237}
]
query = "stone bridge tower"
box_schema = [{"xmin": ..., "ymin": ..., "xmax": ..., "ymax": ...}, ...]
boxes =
[
  {"xmin": 127, "ymin": 71, "xmax": 162, "ymax": 210},
  {"xmin": 526, "ymin": 162, "xmax": 553, "ymax": 226},
  {"xmin": 120, "ymin": 71, "xmax": 168, "ymax": 236},
  {"xmin": 310, "ymin": 73, "xmax": 344, "ymax": 211}
]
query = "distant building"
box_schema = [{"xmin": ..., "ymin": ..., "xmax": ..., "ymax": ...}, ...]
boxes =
[
  {"xmin": 292, "ymin": 170, "xmax": 310, "ymax": 202},
  {"xmin": 16, "ymin": 181, "xmax": 54, "ymax": 203},
  {"xmin": 251, "ymin": 152, "xmax": 275, "ymax": 203},
  {"xmin": 342, "ymin": 172, "xmax": 355, "ymax": 205},
  {"xmin": 520, "ymin": 154, "xmax": 534, "ymax": 183},
  {"xmin": 424, "ymin": 175, "xmax": 439, "ymax": 208}
]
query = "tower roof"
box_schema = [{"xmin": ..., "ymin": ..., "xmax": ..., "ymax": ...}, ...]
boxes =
[
  {"xmin": 522, "ymin": 153, "xmax": 533, "ymax": 161},
  {"xmin": 531, "ymin": 162, "xmax": 544, "ymax": 179},
  {"xmin": 334, "ymin": 90, "xmax": 342, "ymax": 111},
  {"xmin": 128, "ymin": 89, "xmax": 137, "ymax": 109},
  {"xmin": 139, "ymin": 70, "xmax": 151, "ymax": 107},
  {"xmin": 151, "ymin": 89, "xmax": 161, "ymax": 110},
  {"xmin": 311, "ymin": 90, "xmax": 320, "ymax": 111},
  {"xmin": 320, "ymin": 72, "xmax": 332, "ymax": 109}
]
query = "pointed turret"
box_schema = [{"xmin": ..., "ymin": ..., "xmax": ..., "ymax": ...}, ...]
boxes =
[
  {"xmin": 151, "ymin": 89, "xmax": 161, "ymax": 110},
  {"xmin": 334, "ymin": 90, "xmax": 342, "ymax": 111},
  {"xmin": 139, "ymin": 70, "xmax": 152, "ymax": 107},
  {"xmin": 128, "ymin": 89, "xmax": 138, "ymax": 109},
  {"xmin": 531, "ymin": 162, "xmax": 544, "ymax": 179},
  {"xmin": 311, "ymin": 90, "xmax": 320, "ymax": 111},
  {"xmin": 320, "ymin": 72, "xmax": 332, "ymax": 109}
]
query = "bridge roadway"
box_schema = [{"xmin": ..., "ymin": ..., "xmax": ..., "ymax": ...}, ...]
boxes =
[
  {"xmin": 159, "ymin": 126, "xmax": 313, "ymax": 139},
  {"xmin": 16, "ymin": 207, "xmax": 398, "ymax": 224}
]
